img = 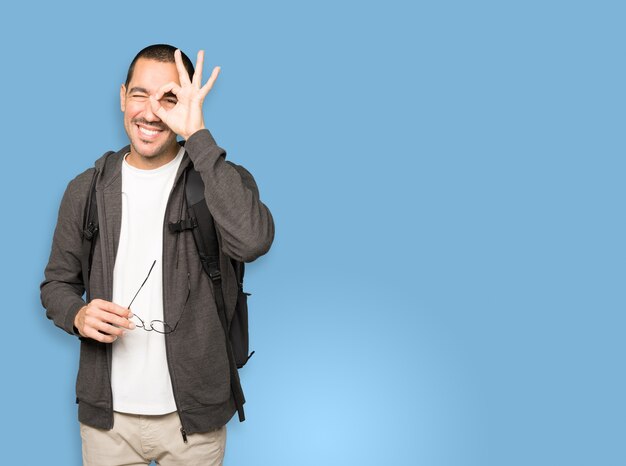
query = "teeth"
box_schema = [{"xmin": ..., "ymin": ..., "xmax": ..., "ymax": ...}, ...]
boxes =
[{"xmin": 139, "ymin": 126, "xmax": 160, "ymax": 136}]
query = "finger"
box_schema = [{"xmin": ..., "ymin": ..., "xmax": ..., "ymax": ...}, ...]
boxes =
[
  {"xmin": 94, "ymin": 299, "xmax": 132, "ymax": 318},
  {"xmin": 175, "ymin": 49, "xmax": 192, "ymax": 86},
  {"xmin": 86, "ymin": 309, "xmax": 132, "ymax": 331},
  {"xmin": 97, "ymin": 334, "xmax": 118, "ymax": 343},
  {"xmin": 91, "ymin": 319, "xmax": 126, "ymax": 337},
  {"xmin": 200, "ymin": 66, "xmax": 221, "ymax": 98},
  {"xmin": 84, "ymin": 323, "xmax": 120, "ymax": 343},
  {"xmin": 86, "ymin": 311, "xmax": 128, "ymax": 337},
  {"xmin": 86, "ymin": 329, "xmax": 117, "ymax": 343},
  {"xmin": 99, "ymin": 309, "xmax": 136, "ymax": 330},
  {"xmin": 149, "ymin": 95, "xmax": 168, "ymax": 122},
  {"xmin": 192, "ymin": 50, "xmax": 204, "ymax": 88},
  {"xmin": 153, "ymin": 82, "xmax": 181, "ymax": 100},
  {"xmin": 93, "ymin": 330, "xmax": 118, "ymax": 343}
]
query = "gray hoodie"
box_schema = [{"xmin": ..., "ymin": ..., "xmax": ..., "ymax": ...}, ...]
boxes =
[{"xmin": 40, "ymin": 129, "xmax": 274, "ymax": 433}]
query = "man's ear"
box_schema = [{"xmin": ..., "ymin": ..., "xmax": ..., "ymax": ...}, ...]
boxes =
[{"xmin": 120, "ymin": 84, "xmax": 126, "ymax": 112}]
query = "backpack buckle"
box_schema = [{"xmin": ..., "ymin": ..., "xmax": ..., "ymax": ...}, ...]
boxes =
[
  {"xmin": 169, "ymin": 218, "xmax": 198, "ymax": 233},
  {"xmin": 83, "ymin": 222, "xmax": 98, "ymax": 241}
]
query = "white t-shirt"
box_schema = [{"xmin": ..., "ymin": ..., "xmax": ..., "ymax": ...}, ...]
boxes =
[{"xmin": 111, "ymin": 147, "xmax": 184, "ymax": 415}]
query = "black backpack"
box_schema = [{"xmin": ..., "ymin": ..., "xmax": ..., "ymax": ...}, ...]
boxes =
[{"xmin": 80, "ymin": 155, "xmax": 251, "ymax": 422}]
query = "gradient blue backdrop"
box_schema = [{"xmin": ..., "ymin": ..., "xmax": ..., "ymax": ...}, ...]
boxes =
[{"xmin": 1, "ymin": 1, "xmax": 624, "ymax": 464}]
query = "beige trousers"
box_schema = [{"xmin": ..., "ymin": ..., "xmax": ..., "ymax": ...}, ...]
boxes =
[{"xmin": 80, "ymin": 411, "xmax": 226, "ymax": 466}]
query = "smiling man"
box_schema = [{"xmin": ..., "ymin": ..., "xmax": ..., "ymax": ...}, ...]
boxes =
[
  {"xmin": 41, "ymin": 44, "xmax": 274, "ymax": 465},
  {"xmin": 121, "ymin": 51, "xmax": 190, "ymax": 168}
]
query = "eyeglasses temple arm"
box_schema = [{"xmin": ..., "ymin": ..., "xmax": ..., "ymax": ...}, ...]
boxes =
[{"xmin": 126, "ymin": 259, "xmax": 157, "ymax": 309}]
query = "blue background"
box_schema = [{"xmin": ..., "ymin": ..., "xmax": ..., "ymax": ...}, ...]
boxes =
[{"xmin": 1, "ymin": 0, "xmax": 624, "ymax": 464}]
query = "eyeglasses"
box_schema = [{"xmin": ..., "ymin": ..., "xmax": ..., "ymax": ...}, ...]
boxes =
[{"xmin": 126, "ymin": 260, "xmax": 190, "ymax": 334}]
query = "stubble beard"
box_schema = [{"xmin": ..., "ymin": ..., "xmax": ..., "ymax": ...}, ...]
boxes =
[{"xmin": 127, "ymin": 118, "xmax": 178, "ymax": 162}]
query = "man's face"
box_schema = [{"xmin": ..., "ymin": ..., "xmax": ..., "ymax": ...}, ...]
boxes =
[{"xmin": 120, "ymin": 58, "xmax": 180, "ymax": 164}]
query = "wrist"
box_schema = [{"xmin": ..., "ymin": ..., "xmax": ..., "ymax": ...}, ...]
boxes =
[
  {"xmin": 74, "ymin": 305, "xmax": 87, "ymax": 334},
  {"xmin": 183, "ymin": 125, "xmax": 206, "ymax": 141}
]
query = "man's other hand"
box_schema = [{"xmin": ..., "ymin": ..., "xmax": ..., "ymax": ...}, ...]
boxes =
[{"xmin": 74, "ymin": 299, "xmax": 135, "ymax": 343}]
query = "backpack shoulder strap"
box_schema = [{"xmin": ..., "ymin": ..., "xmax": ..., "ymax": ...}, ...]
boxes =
[
  {"xmin": 81, "ymin": 151, "xmax": 114, "ymax": 302},
  {"xmin": 184, "ymin": 166, "xmax": 247, "ymax": 422}
]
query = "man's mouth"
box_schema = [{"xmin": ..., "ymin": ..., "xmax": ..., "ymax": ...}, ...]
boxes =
[
  {"xmin": 135, "ymin": 123, "xmax": 165, "ymax": 139},
  {"xmin": 138, "ymin": 126, "xmax": 162, "ymax": 136}
]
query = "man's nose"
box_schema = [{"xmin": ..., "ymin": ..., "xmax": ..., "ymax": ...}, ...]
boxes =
[{"xmin": 142, "ymin": 97, "xmax": 160, "ymax": 122}]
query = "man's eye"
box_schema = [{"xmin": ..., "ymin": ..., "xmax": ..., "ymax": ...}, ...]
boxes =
[
  {"xmin": 131, "ymin": 94, "xmax": 148, "ymax": 100},
  {"xmin": 165, "ymin": 99, "xmax": 177, "ymax": 104}
]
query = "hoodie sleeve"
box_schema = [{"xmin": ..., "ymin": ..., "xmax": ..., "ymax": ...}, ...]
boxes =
[
  {"xmin": 184, "ymin": 129, "xmax": 275, "ymax": 262},
  {"xmin": 40, "ymin": 176, "xmax": 88, "ymax": 336}
]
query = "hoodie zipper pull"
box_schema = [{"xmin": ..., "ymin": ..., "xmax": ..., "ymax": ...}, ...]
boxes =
[{"xmin": 180, "ymin": 427, "xmax": 188, "ymax": 444}]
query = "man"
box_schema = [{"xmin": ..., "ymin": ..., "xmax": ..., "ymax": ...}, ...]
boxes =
[{"xmin": 40, "ymin": 44, "xmax": 274, "ymax": 465}]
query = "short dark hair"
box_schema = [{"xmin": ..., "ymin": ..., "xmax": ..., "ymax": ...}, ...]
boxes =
[{"xmin": 125, "ymin": 44, "xmax": 195, "ymax": 88}]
